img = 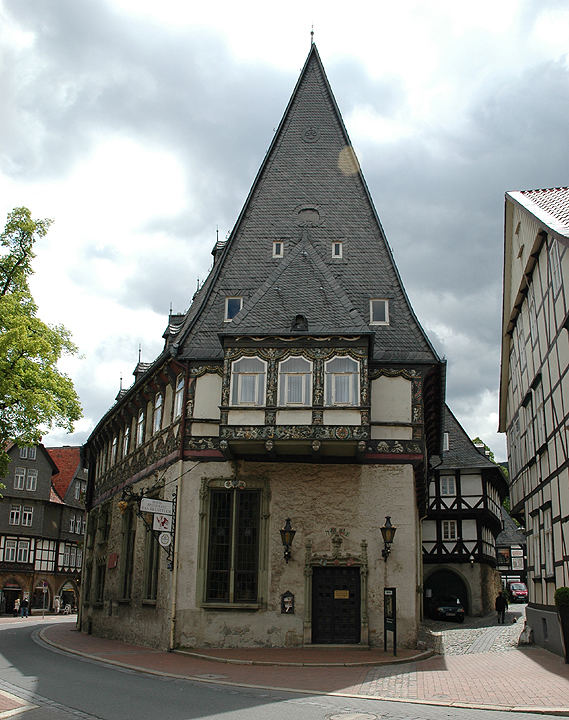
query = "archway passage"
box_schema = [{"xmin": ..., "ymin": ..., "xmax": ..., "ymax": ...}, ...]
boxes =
[
  {"xmin": 2, "ymin": 583, "xmax": 22, "ymax": 615},
  {"xmin": 425, "ymin": 569, "xmax": 469, "ymax": 614}
]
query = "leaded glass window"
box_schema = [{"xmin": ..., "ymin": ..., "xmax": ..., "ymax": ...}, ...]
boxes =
[{"xmin": 206, "ymin": 489, "xmax": 260, "ymax": 603}]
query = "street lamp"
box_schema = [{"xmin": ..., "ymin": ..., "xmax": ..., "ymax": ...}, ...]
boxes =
[
  {"xmin": 280, "ymin": 518, "xmax": 296, "ymax": 563},
  {"xmin": 381, "ymin": 516, "xmax": 397, "ymax": 561}
]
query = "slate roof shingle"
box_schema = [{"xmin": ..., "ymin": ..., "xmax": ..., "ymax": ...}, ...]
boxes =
[
  {"xmin": 173, "ymin": 44, "xmax": 441, "ymax": 366},
  {"xmin": 507, "ymin": 187, "xmax": 569, "ymax": 240}
]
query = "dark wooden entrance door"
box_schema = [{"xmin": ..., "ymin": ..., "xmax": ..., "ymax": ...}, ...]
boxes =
[{"xmin": 312, "ymin": 566, "xmax": 360, "ymax": 643}]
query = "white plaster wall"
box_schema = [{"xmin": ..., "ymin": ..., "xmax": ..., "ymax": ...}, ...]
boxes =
[
  {"xmin": 371, "ymin": 426, "xmax": 412, "ymax": 440},
  {"xmin": 276, "ymin": 410, "xmax": 312, "ymax": 425},
  {"xmin": 174, "ymin": 461, "xmax": 420, "ymax": 649},
  {"xmin": 322, "ymin": 409, "xmax": 361, "ymax": 425},
  {"xmin": 227, "ymin": 409, "xmax": 265, "ymax": 425},
  {"xmin": 370, "ymin": 376, "xmax": 412, "ymax": 423},
  {"xmin": 193, "ymin": 374, "xmax": 222, "ymax": 419},
  {"xmin": 190, "ymin": 423, "xmax": 220, "ymax": 437},
  {"xmin": 461, "ymin": 474, "xmax": 482, "ymax": 495},
  {"xmin": 462, "ymin": 519, "xmax": 477, "ymax": 541}
]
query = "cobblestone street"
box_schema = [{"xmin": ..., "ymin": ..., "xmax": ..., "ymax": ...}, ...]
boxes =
[{"xmin": 419, "ymin": 604, "xmax": 527, "ymax": 655}]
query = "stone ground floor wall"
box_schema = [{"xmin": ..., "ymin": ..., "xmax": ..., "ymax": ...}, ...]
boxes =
[
  {"xmin": 1, "ymin": 570, "xmax": 80, "ymax": 614},
  {"xmin": 174, "ymin": 459, "xmax": 421, "ymax": 649},
  {"xmin": 80, "ymin": 458, "xmax": 423, "ymax": 650}
]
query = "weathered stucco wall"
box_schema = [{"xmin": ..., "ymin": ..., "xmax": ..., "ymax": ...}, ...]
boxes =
[{"xmin": 174, "ymin": 459, "xmax": 420, "ymax": 649}]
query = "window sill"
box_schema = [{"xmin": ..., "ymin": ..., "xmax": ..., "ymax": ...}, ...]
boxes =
[
  {"xmin": 118, "ymin": 598, "xmax": 132, "ymax": 605},
  {"xmin": 142, "ymin": 599, "xmax": 157, "ymax": 606},
  {"xmin": 200, "ymin": 602, "xmax": 261, "ymax": 611}
]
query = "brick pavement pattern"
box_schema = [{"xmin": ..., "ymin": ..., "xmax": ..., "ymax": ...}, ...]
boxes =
[{"xmin": 36, "ymin": 610, "xmax": 569, "ymax": 715}]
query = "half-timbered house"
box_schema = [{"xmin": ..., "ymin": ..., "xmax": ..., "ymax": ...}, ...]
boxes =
[
  {"xmin": 80, "ymin": 44, "xmax": 444, "ymax": 650},
  {"xmin": 423, "ymin": 406, "xmax": 507, "ymax": 616}
]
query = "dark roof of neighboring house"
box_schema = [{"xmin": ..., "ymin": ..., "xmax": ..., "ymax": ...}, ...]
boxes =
[
  {"xmin": 171, "ymin": 44, "xmax": 441, "ymax": 366},
  {"xmin": 507, "ymin": 187, "xmax": 569, "ymax": 240},
  {"xmin": 496, "ymin": 505, "xmax": 526, "ymax": 546},
  {"xmin": 435, "ymin": 406, "xmax": 508, "ymax": 495},
  {"xmin": 46, "ymin": 446, "xmax": 83, "ymax": 501}
]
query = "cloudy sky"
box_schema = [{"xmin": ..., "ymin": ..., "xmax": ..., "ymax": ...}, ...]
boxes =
[{"xmin": 1, "ymin": 0, "xmax": 568, "ymax": 460}]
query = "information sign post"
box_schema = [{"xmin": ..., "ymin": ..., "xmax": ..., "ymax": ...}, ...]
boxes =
[{"xmin": 383, "ymin": 586, "xmax": 397, "ymax": 656}]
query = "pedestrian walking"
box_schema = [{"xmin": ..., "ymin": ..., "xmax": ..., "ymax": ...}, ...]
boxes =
[
  {"xmin": 495, "ymin": 590, "xmax": 508, "ymax": 624},
  {"xmin": 20, "ymin": 598, "xmax": 29, "ymax": 618},
  {"xmin": 13, "ymin": 598, "xmax": 20, "ymax": 617}
]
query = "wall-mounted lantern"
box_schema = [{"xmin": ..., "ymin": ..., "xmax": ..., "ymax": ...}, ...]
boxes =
[
  {"xmin": 380, "ymin": 516, "xmax": 397, "ymax": 561},
  {"xmin": 280, "ymin": 518, "xmax": 296, "ymax": 563}
]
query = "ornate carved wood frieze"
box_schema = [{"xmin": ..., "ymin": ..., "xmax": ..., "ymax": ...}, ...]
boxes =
[{"xmin": 219, "ymin": 424, "xmax": 369, "ymax": 441}]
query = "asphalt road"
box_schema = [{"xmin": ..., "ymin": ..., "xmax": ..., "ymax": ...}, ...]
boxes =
[{"xmin": 0, "ymin": 618, "xmax": 554, "ymax": 720}]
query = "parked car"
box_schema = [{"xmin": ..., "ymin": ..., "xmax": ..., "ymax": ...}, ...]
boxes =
[
  {"xmin": 430, "ymin": 596, "xmax": 465, "ymax": 622},
  {"xmin": 508, "ymin": 582, "xmax": 528, "ymax": 603}
]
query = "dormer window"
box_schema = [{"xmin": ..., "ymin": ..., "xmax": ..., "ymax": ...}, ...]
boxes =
[
  {"xmin": 225, "ymin": 296, "xmax": 243, "ymax": 321},
  {"xmin": 273, "ymin": 241, "xmax": 284, "ymax": 258},
  {"xmin": 332, "ymin": 241, "xmax": 343, "ymax": 258},
  {"xmin": 324, "ymin": 356, "xmax": 360, "ymax": 406},
  {"xmin": 278, "ymin": 356, "xmax": 312, "ymax": 406},
  {"xmin": 370, "ymin": 299, "xmax": 389, "ymax": 325},
  {"xmin": 230, "ymin": 357, "xmax": 266, "ymax": 406}
]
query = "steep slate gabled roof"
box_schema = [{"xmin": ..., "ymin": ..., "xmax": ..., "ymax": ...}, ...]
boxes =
[
  {"xmin": 507, "ymin": 187, "xmax": 569, "ymax": 241},
  {"xmin": 224, "ymin": 233, "xmax": 370, "ymax": 336},
  {"xmin": 172, "ymin": 44, "xmax": 440, "ymax": 365},
  {"xmin": 435, "ymin": 406, "xmax": 508, "ymax": 496}
]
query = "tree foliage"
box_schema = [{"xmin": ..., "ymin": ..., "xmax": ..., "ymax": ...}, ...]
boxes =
[{"xmin": 0, "ymin": 207, "xmax": 82, "ymax": 477}]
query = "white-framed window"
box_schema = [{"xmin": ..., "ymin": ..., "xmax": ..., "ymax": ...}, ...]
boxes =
[
  {"xmin": 69, "ymin": 515, "xmax": 75, "ymax": 533},
  {"xmin": 443, "ymin": 432, "xmax": 450, "ymax": 452},
  {"xmin": 278, "ymin": 356, "xmax": 312, "ymax": 406},
  {"xmin": 77, "ymin": 548, "xmax": 83, "ymax": 568},
  {"xmin": 549, "ymin": 237, "xmax": 562, "ymax": 295},
  {"xmin": 517, "ymin": 315, "xmax": 527, "ymax": 369},
  {"xmin": 370, "ymin": 298, "xmax": 389, "ymax": 325},
  {"xmin": 153, "ymin": 393, "xmax": 163, "ymax": 434},
  {"xmin": 173, "ymin": 374, "xmax": 184, "ymax": 419},
  {"xmin": 230, "ymin": 357, "xmax": 267, "ymax": 406},
  {"xmin": 324, "ymin": 356, "xmax": 360, "ymax": 406},
  {"xmin": 442, "ymin": 519, "xmax": 457, "ymax": 541},
  {"xmin": 528, "ymin": 289, "xmax": 538, "ymax": 345},
  {"xmin": 534, "ymin": 382, "xmax": 546, "ymax": 448},
  {"xmin": 4, "ymin": 539, "xmax": 17, "ymax": 562},
  {"xmin": 136, "ymin": 409, "xmax": 145, "ymax": 447},
  {"xmin": 225, "ymin": 296, "xmax": 243, "ymax": 321},
  {"xmin": 22, "ymin": 506, "xmax": 33, "ymax": 526},
  {"xmin": 17, "ymin": 540, "xmax": 30, "ymax": 563},
  {"xmin": 272, "ymin": 240, "xmax": 284, "ymax": 258},
  {"xmin": 25, "ymin": 469, "xmax": 37, "ymax": 491},
  {"xmin": 111, "ymin": 436, "xmax": 118, "ymax": 465},
  {"xmin": 332, "ymin": 241, "xmax": 343, "ymax": 258},
  {"xmin": 123, "ymin": 425, "xmax": 130, "ymax": 457},
  {"xmin": 9, "ymin": 505, "xmax": 21, "ymax": 525},
  {"xmin": 19, "ymin": 446, "xmax": 36, "ymax": 459},
  {"xmin": 14, "ymin": 467, "xmax": 25, "ymax": 490},
  {"xmin": 543, "ymin": 507, "xmax": 553, "ymax": 577},
  {"xmin": 440, "ymin": 476, "xmax": 456, "ymax": 496},
  {"xmin": 74, "ymin": 482, "xmax": 81, "ymax": 500}
]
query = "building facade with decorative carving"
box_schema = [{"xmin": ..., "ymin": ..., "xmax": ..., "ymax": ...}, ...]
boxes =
[
  {"xmin": 499, "ymin": 186, "xmax": 569, "ymax": 656},
  {"xmin": 0, "ymin": 443, "xmax": 86, "ymax": 614},
  {"xmin": 80, "ymin": 45, "xmax": 444, "ymax": 650},
  {"xmin": 423, "ymin": 406, "xmax": 507, "ymax": 618}
]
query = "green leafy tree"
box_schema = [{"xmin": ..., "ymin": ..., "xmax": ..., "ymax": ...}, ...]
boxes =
[{"xmin": 0, "ymin": 207, "xmax": 82, "ymax": 478}]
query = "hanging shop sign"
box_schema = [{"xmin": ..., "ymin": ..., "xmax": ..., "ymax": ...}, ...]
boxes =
[{"xmin": 140, "ymin": 498, "xmax": 173, "ymax": 515}]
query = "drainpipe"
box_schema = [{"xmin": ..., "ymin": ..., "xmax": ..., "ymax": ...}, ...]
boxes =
[{"xmin": 169, "ymin": 365, "xmax": 189, "ymax": 651}]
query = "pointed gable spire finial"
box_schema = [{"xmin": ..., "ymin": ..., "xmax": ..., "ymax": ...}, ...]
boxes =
[{"xmin": 310, "ymin": 25, "xmax": 314, "ymax": 46}]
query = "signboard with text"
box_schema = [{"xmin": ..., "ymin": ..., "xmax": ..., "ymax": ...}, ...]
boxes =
[{"xmin": 140, "ymin": 498, "xmax": 173, "ymax": 515}]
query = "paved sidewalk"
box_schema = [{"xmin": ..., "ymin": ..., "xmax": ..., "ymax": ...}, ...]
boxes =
[{"xmin": 33, "ymin": 618, "xmax": 569, "ymax": 716}]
